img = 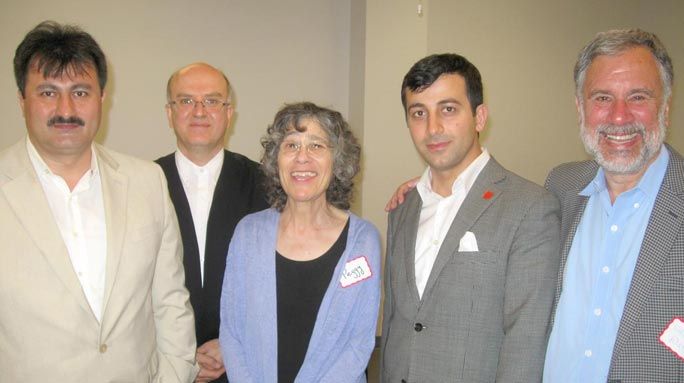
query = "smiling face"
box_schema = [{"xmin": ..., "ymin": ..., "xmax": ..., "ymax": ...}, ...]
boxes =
[
  {"xmin": 578, "ymin": 46, "xmax": 669, "ymax": 175},
  {"xmin": 405, "ymin": 73, "xmax": 487, "ymax": 188},
  {"xmin": 166, "ymin": 63, "xmax": 233, "ymax": 163},
  {"xmin": 19, "ymin": 62, "xmax": 103, "ymax": 164},
  {"xmin": 277, "ymin": 118, "xmax": 333, "ymax": 208}
]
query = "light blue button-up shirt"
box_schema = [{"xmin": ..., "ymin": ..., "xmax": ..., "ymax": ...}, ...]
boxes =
[{"xmin": 544, "ymin": 148, "xmax": 669, "ymax": 382}]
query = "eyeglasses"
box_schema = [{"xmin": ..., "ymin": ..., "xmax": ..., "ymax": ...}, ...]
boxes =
[
  {"xmin": 168, "ymin": 97, "xmax": 230, "ymax": 111},
  {"xmin": 280, "ymin": 139, "xmax": 332, "ymax": 158}
]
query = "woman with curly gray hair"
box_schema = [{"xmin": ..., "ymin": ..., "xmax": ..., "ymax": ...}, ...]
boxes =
[{"xmin": 220, "ymin": 102, "xmax": 381, "ymax": 383}]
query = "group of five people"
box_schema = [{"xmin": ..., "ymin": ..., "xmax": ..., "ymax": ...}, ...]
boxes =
[{"xmin": 0, "ymin": 19, "xmax": 681, "ymax": 383}]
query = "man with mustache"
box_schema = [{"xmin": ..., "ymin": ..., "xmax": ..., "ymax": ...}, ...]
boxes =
[
  {"xmin": 156, "ymin": 63, "xmax": 268, "ymax": 383},
  {"xmin": 0, "ymin": 21, "xmax": 197, "ymax": 381},
  {"xmin": 543, "ymin": 29, "xmax": 683, "ymax": 382}
]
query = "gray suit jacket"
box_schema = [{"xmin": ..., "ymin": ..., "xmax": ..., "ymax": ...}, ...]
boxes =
[
  {"xmin": 381, "ymin": 157, "xmax": 560, "ymax": 383},
  {"xmin": 0, "ymin": 139, "xmax": 198, "ymax": 382},
  {"xmin": 545, "ymin": 144, "xmax": 684, "ymax": 382}
]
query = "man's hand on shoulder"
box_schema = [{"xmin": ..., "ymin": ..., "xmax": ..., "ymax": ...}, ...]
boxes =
[
  {"xmin": 385, "ymin": 177, "xmax": 420, "ymax": 212},
  {"xmin": 195, "ymin": 339, "xmax": 225, "ymax": 383}
]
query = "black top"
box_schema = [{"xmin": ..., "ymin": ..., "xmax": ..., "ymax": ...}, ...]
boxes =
[{"xmin": 276, "ymin": 219, "xmax": 350, "ymax": 383}]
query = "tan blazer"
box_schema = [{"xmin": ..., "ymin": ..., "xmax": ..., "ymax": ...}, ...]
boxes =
[{"xmin": 0, "ymin": 139, "xmax": 198, "ymax": 382}]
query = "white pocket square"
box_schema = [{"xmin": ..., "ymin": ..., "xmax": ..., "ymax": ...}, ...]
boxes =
[{"xmin": 458, "ymin": 231, "xmax": 479, "ymax": 252}]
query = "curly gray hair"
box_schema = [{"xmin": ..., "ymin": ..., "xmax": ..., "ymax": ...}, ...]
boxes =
[{"xmin": 260, "ymin": 102, "xmax": 361, "ymax": 211}]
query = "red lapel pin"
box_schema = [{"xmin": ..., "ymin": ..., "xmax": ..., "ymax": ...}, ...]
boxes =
[{"xmin": 482, "ymin": 190, "xmax": 494, "ymax": 200}]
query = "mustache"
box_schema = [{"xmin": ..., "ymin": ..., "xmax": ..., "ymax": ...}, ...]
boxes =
[
  {"xmin": 47, "ymin": 116, "xmax": 85, "ymax": 127},
  {"xmin": 596, "ymin": 122, "xmax": 645, "ymax": 136}
]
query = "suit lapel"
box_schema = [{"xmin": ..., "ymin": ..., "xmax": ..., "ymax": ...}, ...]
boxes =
[
  {"xmin": 611, "ymin": 150, "xmax": 684, "ymax": 366},
  {"xmin": 546, "ymin": 160, "xmax": 598, "ymax": 323},
  {"xmin": 400, "ymin": 191, "xmax": 422, "ymax": 304},
  {"xmin": 97, "ymin": 146, "xmax": 128, "ymax": 318},
  {"xmin": 1, "ymin": 142, "xmax": 92, "ymax": 316},
  {"xmin": 554, "ymin": 192, "xmax": 589, "ymax": 305},
  {"xmin": 420, "ymin": 159, "xmax": 504, "ymax": 303}
]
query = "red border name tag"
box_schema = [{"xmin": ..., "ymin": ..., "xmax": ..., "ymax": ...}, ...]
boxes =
[{"xmin": 340, "ymin": 256, "xmax": 372, "ymax": 288}]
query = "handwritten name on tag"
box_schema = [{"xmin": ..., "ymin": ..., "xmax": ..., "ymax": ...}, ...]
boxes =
[
  {"xmin": 660, "ymin": 317, "xmax": 684, "ymax": 361},
  {"xmin": 340, "ymin": 256, "xmax": 372, "ymax": 288}
]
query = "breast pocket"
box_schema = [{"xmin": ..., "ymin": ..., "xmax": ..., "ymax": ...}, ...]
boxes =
[{"xmin": 121, "ymin": 223, "xmax": 160, "ymax": 281}]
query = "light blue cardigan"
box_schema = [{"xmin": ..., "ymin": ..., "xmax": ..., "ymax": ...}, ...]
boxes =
[{"xmin": 219, "ymin": 208, "xmax": 381, "ymax": 383}]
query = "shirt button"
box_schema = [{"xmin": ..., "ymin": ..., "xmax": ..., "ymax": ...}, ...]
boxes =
[
  {"xmin": 414, "ymin": 323, "xmax": 424, "ymax": 332},
  {"xmin": 602, "ymin": 266, "xmax": 610, "ymax": 273},
  {"xmin": 594, "ymin": 308, "xmax": 602, "ymax": 316},
  {"xmin": 584, "ymin": 349, "xmax": 592, "ymax": 357},
  {"xmin": 634, "ymin": 202, "xmax": 640, "ymax": 208},
  {"xmin": 432, "ymin": 239, "xmax": 439, "ymax": 246},
  {"xmin": 99, "ymin": 344, "xmax": 107, "ymax": 353},
  {"xmin": 610, "ymin": 224, "xmax": 618, "ymax": 232}
]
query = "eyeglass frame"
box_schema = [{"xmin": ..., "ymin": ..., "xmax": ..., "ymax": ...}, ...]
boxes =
[
  {"xmin": 167, "ymin": 97, "xmax": 231, "ymax": 111},
  {"xmin": 279, "ymin": 138, "xmax": 333, "ymax": 158}
]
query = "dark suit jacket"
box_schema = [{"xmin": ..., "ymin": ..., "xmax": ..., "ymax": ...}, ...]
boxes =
[
  {"xmin": 382, "ymin": 157, "xmax": 560, "ymax": 383},
  {"xmin": 156, "ymin": 150, "xmax": 268, "ymax": 383},
  {"xmin": 545, "ymin": 144, "xmax": 684, "ymax": 382}
]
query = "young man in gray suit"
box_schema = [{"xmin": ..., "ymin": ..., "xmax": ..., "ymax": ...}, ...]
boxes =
[
  {"xmin": 381, "ymin": 54, "xmax": 560, "ymax": 383},
  {"xmin": 544, "ymin": 29, "xmax": 683, "ymax": 382}
]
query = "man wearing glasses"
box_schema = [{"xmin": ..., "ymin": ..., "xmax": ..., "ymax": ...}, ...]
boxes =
[{"xmin": 156, "ymin": 63, "xmax": 268, "ymax": 383}]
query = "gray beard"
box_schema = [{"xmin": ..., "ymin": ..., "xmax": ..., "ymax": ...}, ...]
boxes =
[{"xmin": 579, "ymin": 112, "xmax": 666, "ymax": 175}]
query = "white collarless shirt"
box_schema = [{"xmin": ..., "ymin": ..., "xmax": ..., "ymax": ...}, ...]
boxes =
[
  {"xmin": 175, "ymin": 149, "xmax": 224, "ymax": 285},
  {"xmin": 414, "ymin": 148, "xmax": 490, "ymax": 298},
  {"xmin": 27, "ymin": 138, "xmax": 107, "ymax": 322}
]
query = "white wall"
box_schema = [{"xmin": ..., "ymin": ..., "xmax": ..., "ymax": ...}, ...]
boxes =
[
  {"xmin": 637, "ymin": 0, "xmax": 684, "ymax": 150},
  {"xmin": 0, "ymin": 0, "xmax": 352, "ymax": 164},
  {"xmin": 2, "ymin": 0, "xmax": 682, "ymax": 240},
  {"xmin": 359, "ymin": 0, "xmax": 428, "ymax": 245},
  {"xmin": 359, "ymin": 0, "xmax": 683, "ymax": 243},
  {"xmin": 426, "ymin": 0, "xmax": 683, "ymax": 184}
]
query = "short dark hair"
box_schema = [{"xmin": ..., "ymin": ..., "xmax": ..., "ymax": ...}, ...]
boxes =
[
  {"xmin": 260, "ymin": 102, "xmax": 361, "ymax": 212},
  {"xmin": 14, "ymin": 20, "xmax": 107, "ymax": 97},
  {"xmin": 401, "ymin": 53, "xmax": 483, "ymax": 115}
]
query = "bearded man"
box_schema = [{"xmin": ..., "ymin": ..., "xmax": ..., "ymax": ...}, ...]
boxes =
[{"xmin": 543, "ymin": 29, "xmax": 684, "ymax": 383}]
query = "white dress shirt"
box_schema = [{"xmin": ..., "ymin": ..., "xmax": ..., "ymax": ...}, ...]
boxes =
[
  {"xmin": 414, "ymin": 148, "xmax": 490, "ymax": 298},
  {"xmin": 175, "ymin": 149, "xmax": 224, "ymax": 285},
  {"xmin": 27, "ymin": 138, "xmax": 107, "ymax": 321}
]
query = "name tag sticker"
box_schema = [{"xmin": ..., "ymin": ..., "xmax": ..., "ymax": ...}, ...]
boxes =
[
  {"xmin": 659, "ymin": 317, "xmax": 684, "ymax": 361},
  {"xmin": 340, "ymin": 256, "xmax": 372, "ymax": 288}
]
